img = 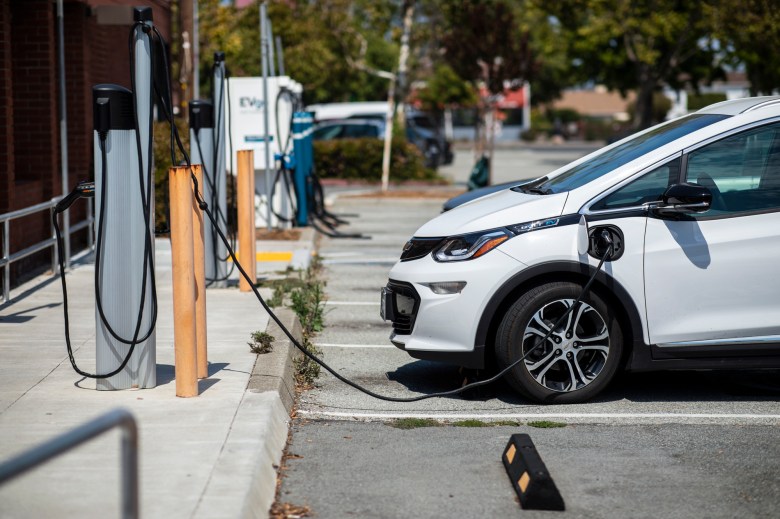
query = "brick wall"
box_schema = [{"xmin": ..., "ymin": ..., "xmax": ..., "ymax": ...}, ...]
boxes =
[
  {"xmin": 0, "ymin": 1, "xmax": 13, "ymax": 215},
  {"xmin": 0, "ymin": 0, "xmax": 172, "ymax": 291},
  {"xmin": 8, "ymin": 0, "xmax": 57, "ymax": 273}
]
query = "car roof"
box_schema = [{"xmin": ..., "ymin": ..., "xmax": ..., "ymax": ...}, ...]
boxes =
[{"xmin": 695, "ymin": 96, "xmax": 780, "ymax": 115}]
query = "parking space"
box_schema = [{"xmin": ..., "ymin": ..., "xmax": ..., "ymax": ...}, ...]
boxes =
[{"xmin": 279, "ymin": 148, "xmax": 780, "ymax": 517}]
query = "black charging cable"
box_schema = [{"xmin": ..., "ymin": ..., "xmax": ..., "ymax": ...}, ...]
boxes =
[
  {"xmin": 262, "ymin": 87, "xmax": 300, "ymax": 225},
  {"xmin": 192, "ymin": 128, "xmax": 237, "ymax": 285},
  {"xmin": 149, "ymin": 28, "xmax": 615, "ymax": 402},
  {"xmin": 53, "ymin": 20, "xmax": 159, "ymax": 379}
]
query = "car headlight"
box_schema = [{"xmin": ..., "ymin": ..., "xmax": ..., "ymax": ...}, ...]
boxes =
[{"xmin": 433, "ymin": 229, "xmax": 511, "ymax": 262}]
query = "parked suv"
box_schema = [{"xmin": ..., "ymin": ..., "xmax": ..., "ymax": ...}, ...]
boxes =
[{"xmin": 382, "ymin": 97, "xmax": 780, "ymax": 404}]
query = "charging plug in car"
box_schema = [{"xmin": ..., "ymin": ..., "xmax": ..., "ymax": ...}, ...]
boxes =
[{"xmin": 588, "ymin": 225, "xmax": 623, "ymax": 261}]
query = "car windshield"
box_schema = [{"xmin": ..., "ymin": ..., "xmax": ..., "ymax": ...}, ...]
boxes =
[{"xmin": 524, "ymin": 114, "xmax": 730, "ymax": 194}]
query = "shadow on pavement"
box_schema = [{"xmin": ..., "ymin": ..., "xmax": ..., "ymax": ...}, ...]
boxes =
[
  {"xmin": 0, "ymin": 302, "xmax": 62, "ymax": 323},
  {"xmin": 386, "ymin": 360, "xmax": 780, "ymax": 405}
]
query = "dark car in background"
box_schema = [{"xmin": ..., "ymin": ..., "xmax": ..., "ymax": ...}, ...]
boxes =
[{"xmin": 310, "ymin": 107, "xmax": 453, "ymax": 169}]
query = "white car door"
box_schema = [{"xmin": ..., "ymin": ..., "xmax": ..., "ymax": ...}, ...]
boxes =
[{"xmin": 644, "ymin": 122, "xmax": 780, "ymax": 347}]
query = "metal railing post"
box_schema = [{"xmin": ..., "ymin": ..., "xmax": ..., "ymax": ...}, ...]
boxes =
[
  {"xmin": 0, "ymin": 408, "xmax": 139, "ymax": 519},
  {"xmin": 2, "ymin": 220, "xmax": 9, "ymax": 302},
  {"xmin": 50, "ymin": 206, "xmax": 58, "ymax": 275},
  {"xmin": 121, "ymin": 417, "xmax": 139, "ymax": 519},
  {"xmin": 87, "ymin": 197, "xmax": 94, "ymax": 250},
  {"xmin": 0, "ymin": 198, "xmax": 92, "ymax": 304}
]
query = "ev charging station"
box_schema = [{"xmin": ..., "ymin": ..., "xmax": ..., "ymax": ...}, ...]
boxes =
[
  {"xmin": 224, "ymin": 75, "xmax": 302, "ymax": 228},
  {"xmin": 292, "ymin": 111, "xmax": 314, "ymax": 227},
  {"xmin": 92, "ymin": 8, "xmax": 156, "ymax": 390},
  {"xmin": 189, "ymin": 99, "xmax": 227, "ymax": 287},
  {"xmin": 211, "ymin": 53, "xmax": 228, "ymax": 285}
]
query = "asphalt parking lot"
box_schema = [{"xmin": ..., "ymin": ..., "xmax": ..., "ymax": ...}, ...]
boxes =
[{"xmin": 278, "ymin": 148, "xmax": 780, "ymax": 518}]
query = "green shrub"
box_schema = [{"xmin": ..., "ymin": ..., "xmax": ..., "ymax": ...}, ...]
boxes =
[
  {"xmin": 313, "ymin": 138, "xmax": 438, "ymax": 182},
  {"xmin": 581, "ymin": 118, "xmax": 616, "ymax": 141}
]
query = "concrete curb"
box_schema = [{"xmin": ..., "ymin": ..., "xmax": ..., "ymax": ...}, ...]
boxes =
[
  {"xmin": 201, "ymin": 229, "xmax": 310, "ymax": 517},
  {"xmin": 248, "ymin": 307, "xmax": 302, "ymax": 414},
  {"xmin": 196, "ymin": 307, "xmax": 303, "ymax": 519}
]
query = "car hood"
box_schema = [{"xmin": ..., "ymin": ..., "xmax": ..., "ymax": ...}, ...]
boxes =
[{"xmin": 414, "ymin": 188, "xmax": 569, "ymax": 237}]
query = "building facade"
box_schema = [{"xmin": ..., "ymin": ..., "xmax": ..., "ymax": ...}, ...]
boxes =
[{"xmin": 0, "ymin": 0, "xmax": 171, "ymax": 292}]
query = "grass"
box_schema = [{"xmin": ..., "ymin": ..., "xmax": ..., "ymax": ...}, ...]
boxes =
[
  {"xmin": 389, "ymin": 418, "xmax": 523, "ymax": 429},
  {"xmin": 451, "ymin": 419, "xmax": 522, "ymax": 427},
  {"xmin": 527, "ymin": 420, "xmax": 567, "ymax": 429},
  {"xmin": 389, "ymin": 418, "xmax": 441, "ymax": 429}
]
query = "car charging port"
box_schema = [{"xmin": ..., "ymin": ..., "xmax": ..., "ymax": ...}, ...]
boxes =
[{"xmin": 588, "ymin": 225, "xmax": 624, "ymax": 261}]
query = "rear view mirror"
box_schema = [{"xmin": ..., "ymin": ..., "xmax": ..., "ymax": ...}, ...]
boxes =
[{"xmin": 655, "ymin": 183, "xmax": 712, "ymax": 216}]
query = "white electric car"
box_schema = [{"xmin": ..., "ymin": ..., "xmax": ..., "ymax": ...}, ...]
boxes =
[{"xmin": 382, "ymin": 97, "xmax": 780, "ymax": 404}]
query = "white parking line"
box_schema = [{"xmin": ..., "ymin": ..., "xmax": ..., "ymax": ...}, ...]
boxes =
[
  {"xmin": 324, "ymin": 301, "xmax": 380, "ymax": 305},
  {"xmin": 298, "ymin": 410, "xmax": 780, "ymax": 424},
  {"xmin": 314, "ymin": 343, "xmax": 395, "ymax": 349}
]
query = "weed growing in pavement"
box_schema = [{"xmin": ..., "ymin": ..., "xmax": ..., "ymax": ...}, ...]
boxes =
[
  {"xmin": 527, "ymin": 420, "xmax": 567, "ymax": 429},
  {"xmin": 294, "ymin": 336, "xmax": 322, "ymax": 388},
  {"xmin": 389, "ymin": 418, "xmax": 441, "ymax": 429},
  {"xmin": 267, "ymin": 285, "xmax": 286, "ymax": 308},
  {"xmin": 492, "ymin": 420, "xmax": 522, "ymax": 427},
  {"xmin": 259, "ymin": 255, "xmax": 327, "ymax": 387},
  {"xmin": 451, "ymin": 419, "xmax": 521, "ymax": 427},
  {"xmin": 248, "ymin": 331, "xmax": 275, "ymax": 354}
]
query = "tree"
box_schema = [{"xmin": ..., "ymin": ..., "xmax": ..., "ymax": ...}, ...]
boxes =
[
  {"xmin": 543, "ymin": 0, "xmax": 720, "ymax": 129},
  {"xmin": 713, "ymin": 0, "xmax": 780, "ymax": 95},
  {"xmin": 427, "ymin": 0, "xmax": 535, "ymax": 176},
  {"xmin": 414, "ymin": 64, "xmax": 477, "ymax": 114},
  {"xmin": 197, "ymin": 0, "xmax": 398, "ymax": 105}
]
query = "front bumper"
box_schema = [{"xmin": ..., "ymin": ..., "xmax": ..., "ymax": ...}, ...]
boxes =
[{"xmin": 382, "ymin": 249, "xmax": 525, "ymax": 368}]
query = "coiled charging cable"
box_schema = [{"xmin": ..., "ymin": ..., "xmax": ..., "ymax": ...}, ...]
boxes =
[
  {"xmin": 52, "ymin": 21, "xmax": 158, "ymax": 379},
  {"xmin": 155, "ymin": 29, "xmax": 615, "ymax": 402}
]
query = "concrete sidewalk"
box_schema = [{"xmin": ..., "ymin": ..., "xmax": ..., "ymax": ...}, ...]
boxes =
[{"xmin": 0, "ymin": 233, "xmax": 311, "ymax": 518}]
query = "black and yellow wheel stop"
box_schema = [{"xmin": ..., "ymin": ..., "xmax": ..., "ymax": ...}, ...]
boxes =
[{"xmin": 502, "ymin": 433, "xmax": 565, "ymax": 511}]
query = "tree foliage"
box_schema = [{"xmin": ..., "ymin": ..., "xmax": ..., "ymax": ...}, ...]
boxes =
[
  {"xmin": 713, "ymin": 0, "xmax": 780, "ymax": 96},
  {"xmin": 193, "ymin": 0, "xmax": 780, "ymax": 128},
  {"xmin": 434, "ymin": 0, "xmax": 534, "ymax": 94},
  {"xmin": 415, "ymin": 64, "xmax": 477, "ymax": 112},
  {"xmin": 198, "ymin": 0, "xmax": 398, "ymax": 104},
  {"xmin": 542, "ymin": 0, "xmax": 722, "ymax": 128}
]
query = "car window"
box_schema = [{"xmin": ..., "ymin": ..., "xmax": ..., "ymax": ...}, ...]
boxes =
[
  {"xmin": 685, "ymin": 122, "xmax": 780, "ymax": 217},
  {"xmin": 591, "ymin": 158, "xmax": 680, "ymax": 211},
  {"xmin": 537, "ymin": 114, "xmax": 729, "ymax": 194},
  {"xmin": 342, "ymin": 124, "xmax": 379, "ymax": 138},
  {"xmin": 312, "ymin": 125, "xmax": 343, "ymax": 140}
]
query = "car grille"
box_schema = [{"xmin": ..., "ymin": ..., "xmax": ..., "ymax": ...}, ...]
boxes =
[{"xmin": 387, "ymin": 280, "xmax": 420, "ymax": 335}]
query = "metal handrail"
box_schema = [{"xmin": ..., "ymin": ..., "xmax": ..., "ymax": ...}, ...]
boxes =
[
  {"xmin": 0, "ymin": 195, "xmax": 94, "ymax": 303},
  {"xmin": 0, "ymin": 408, "xmax": 139, "ymax": 519}
]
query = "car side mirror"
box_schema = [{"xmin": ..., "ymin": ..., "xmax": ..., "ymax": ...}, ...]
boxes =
[{"xmin": 654, "ymin": 183, "xmax": 712, "ymax": 216}]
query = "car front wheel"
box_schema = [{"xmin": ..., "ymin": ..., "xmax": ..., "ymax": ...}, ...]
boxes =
[{"xmin": 495, "ymin": 281, "xmax": 623, "ymax": 404}]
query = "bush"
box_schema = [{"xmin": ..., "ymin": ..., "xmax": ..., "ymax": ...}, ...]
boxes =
[
  {"xmin": 313, "ymin": 138, "xmax": 438, "ymax": 182},
  {"xmin": 519, "ymin": 128, "xmax": 538, "ymax": 142}
]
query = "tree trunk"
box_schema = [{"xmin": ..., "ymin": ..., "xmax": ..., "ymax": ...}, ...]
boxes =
[
  {"xmin": 380, "ymin": 0, "xmax": 414, "ymax": 192},
  {"xmin": 635, "ymin": 82, "xmax": 655, "ymax": 130}
]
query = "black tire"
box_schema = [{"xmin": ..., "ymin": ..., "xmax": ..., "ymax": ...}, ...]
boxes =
[{"xmin": 495, "ymin": 281, "xmax": 623, "ymax": 404}]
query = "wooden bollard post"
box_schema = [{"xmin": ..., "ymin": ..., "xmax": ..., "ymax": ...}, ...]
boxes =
[
  {"xmin": 191, "ymin": 165, "xmax": 208, "ymax": 379},
  {"xmin": 169, "ymin": 166, "xmax": 198, "ymax": 397},
  {"xmin": 237, "ymin": 150, "xmax": 256, "ymax": 292}
]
